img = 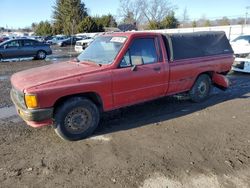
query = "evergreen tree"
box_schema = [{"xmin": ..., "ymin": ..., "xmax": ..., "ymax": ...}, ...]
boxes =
[
  {"xmin": 160, "ymin": 12, "xmax": 179, "ymax": 29},
  {"xmin": 35, "ymin": 21, "xmax": 53, "ymax": 36},
  {"xmin": 93, "ymin": 14, "xmax": 117, "ymax": 29},
  {"xmin": 52, "ymin": 0, "xmax": 87, "ymax": 35},
  {"xmin": 192, "ymin": 20, "xmax": 197, "ymax": 27},
  {"xmin": 147, "ymin": 21, "xmax": 161, "ymax": 30},
  {"xmin": 78, "ymin": 16, "xmax": 101, "ymax": 33}
]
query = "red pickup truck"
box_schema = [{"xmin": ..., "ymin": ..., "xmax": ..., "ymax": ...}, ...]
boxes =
[{"xmin": 10, "ymin": 31, "xmax": 234, "ymax": 141}]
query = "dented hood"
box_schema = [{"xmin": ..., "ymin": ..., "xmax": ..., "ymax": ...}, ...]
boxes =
[{"xmin": 11, "ymin": 61, "xmax": 102, "ymax": 91}]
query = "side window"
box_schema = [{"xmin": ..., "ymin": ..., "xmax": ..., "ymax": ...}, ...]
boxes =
[
  {"xmin": 119, "ymin": 38, "xmax": 158, "ymax": 68},
  {"xmin": 130, "ymin": 38, "xmax": 157, "ymax": 65},
  {"xmin": 23, "ymin": 40, "xmax": 35, "ymax": 46},
  {"xmin": 5, "ymin": 40, "xmax": 20, "ymax": 48}
]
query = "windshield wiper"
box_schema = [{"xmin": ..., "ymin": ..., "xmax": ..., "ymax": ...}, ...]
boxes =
[{"xmin": 80, "ymin": 59, "xmax": 103, "ymax": 66}]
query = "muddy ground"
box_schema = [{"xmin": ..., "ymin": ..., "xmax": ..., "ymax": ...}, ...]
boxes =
[{"xmin": 0, "ymin": 49, "xmax": 250, "ymax": 188}]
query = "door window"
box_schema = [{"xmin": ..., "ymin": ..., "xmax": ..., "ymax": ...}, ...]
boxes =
[
  {"xmin": 23, "ymin": 40, "xmax": 35, "ymax": 46},
  {"xmin": 5, "ymin": 40, "xmax": 20, "ymax": 48},
  {"xmin": 120, "ymin": 38, "xmax": 158, "ymax": 67}
]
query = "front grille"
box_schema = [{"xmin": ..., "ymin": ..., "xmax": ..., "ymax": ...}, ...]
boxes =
[{"xmin": 233, "ymin": 61, "xmax": 245, "ymax": 69}]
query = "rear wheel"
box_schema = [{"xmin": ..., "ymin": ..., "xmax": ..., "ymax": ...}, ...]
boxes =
[
  {"xmin": 0, "ymin": 54, "xmax": 2, "ymax": 62},
  {"xmin": 36, "ymin": 50, "xmax": 46, "ymax": 60},
  {"xmin": 189, "ymin": 74, "xmax": 211, "ymax": 102},
  {"xmin": 54, "ymin": 97, "xmax": 100, "ymax": 141}
]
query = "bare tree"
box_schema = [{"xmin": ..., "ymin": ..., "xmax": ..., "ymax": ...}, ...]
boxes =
[
  {"xmin": 140, "ymin": 0, "xmax": 175, "ymax": 23},
  {"xmin": 118, "ymin": 0, "xmax": 143, "ymax": 25},
  {"xmin": 118, "ymin": 0, "xmax": 175, "ymax": 26}
]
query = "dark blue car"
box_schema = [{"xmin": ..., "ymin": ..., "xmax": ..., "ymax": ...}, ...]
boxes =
[{"xmin": 0, "ymin": 38, "xmax": 52, "ymax": 61}]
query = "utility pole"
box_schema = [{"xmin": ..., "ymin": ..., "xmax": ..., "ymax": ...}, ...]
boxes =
[{"xmin": 245, "ymin": 6, "xmax": 250, "ymax": 25}]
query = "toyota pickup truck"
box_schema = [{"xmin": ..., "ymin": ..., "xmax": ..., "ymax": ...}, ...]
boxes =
[{"xmin": 10, "ymin": 31, "xmax": 234, "ymax": 141}]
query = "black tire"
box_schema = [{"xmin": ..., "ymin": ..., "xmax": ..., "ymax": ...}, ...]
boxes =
[
  {"xmin": 53, "ymin": 97, "xmax": 100, "ymax": 141},
  {"xmin": 36, "ymin": 50, "xmax": 46, "ymax": 60},
  {"xmin": 0, "ymin": 54, "xmax": 2, "ymax": 62},
  {"xmin": 221, "ymin": 71, "xmax": 229, "ymax": 75},
  {"xmin": 189, "ymin": 74, "xmax": 212, "ymax": 103}
]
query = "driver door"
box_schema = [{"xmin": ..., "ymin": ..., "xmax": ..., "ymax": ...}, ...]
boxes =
[{"xmin": 112, "ymin": 37, "xmax": 166, "ymax": 108}]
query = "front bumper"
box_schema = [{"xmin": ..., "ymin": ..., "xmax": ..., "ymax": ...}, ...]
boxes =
[
  {"xmin": 10, "ymin": 89, "xmax": 53, "ymax": 127},
  {"xmin": 232, "ymin": 58, "xmax": 250, "ymax": 73}
]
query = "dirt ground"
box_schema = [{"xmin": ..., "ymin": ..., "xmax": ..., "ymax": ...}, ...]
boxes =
[{"xmin": 0, "ymin": 49, "xmax": 250, "ymax": 188}]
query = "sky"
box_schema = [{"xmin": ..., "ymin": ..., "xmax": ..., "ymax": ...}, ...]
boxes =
[{"xmin": 0, "ymin": 0, "xmax": 249, "ymax": 29}]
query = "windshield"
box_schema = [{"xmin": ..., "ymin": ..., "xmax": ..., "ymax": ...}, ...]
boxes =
[
  {"xmin": 77, "ymin": 36, "xmax": 126, "ymax": 65},
  {"xmin": 232, "ymin": 35, "xmax": 250, "ymax": 42}
]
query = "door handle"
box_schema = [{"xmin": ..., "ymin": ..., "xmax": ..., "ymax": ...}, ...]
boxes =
[{"xmin": 153, "ymin": 67, "xmax": 161, "ymax": 71}]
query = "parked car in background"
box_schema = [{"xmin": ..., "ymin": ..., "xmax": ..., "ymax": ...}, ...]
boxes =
[
  {"xmin": 0, "ymin": 38, "xmax": 52, "ymax": 61},
  {"xmin": 74, "ymin": 37, "xmax": 94, "ymax": 52},
  {"xmin": 47, "ymin": 35, "xmax": 68, "ymax": 45},
  {"xmin": 0, "ymin": 36, "xmax": 10, "ymax": 43},
  {"xmin": 42, "ymin": 36, "xmax": 53, "ymax": 43},
  {"xmin": 56, "ymin": 36, "xmax": 82, "ymax": 47},
  {"xmin": 230, "ymin": 35, "xmax": 250, "ymax": 73},
  {"xmin": 230, "ymin": 35, "xmax": 250, "ymax": 55},
  {"xmin": 30, "ymin": 36, "xmax": 43, "ymax": 42},
  {"xmin": 232, "ymin": 56, "xmax": 250, "ymax": 73}
]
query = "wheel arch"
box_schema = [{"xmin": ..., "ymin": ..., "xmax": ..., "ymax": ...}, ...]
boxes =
[
  {"xmin": 192, "ymin": 71, "xmax": 214, "ymax": 87},
  {"xmin": 53, "ymin": 92, "xmax": 104, "ymax": 114}
]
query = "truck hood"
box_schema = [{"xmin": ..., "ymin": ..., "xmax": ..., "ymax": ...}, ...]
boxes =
[{"xmin": 11, "ymin": 61, "xmax": 103, "ymax": 92}]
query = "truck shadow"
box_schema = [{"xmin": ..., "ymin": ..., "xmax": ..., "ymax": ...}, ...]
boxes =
[{"xmin": 94, "ymin": 72, "xmax": 250, "ymax": 136}]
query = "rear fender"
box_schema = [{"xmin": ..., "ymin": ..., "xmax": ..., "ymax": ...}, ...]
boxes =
[{"xmin": 212, "ymin": 73, "xmax": 230, "ymax": 90}]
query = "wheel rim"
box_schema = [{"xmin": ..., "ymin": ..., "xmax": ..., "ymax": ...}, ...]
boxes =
[
  {"xmin": 64, "ymin": 107, "xmax": 92, "ymax": 134},
  {"xmin": 197, "ymin": 81, "xmax": 207, "ymax": 97},
  {"xmin": 38, "ymin": 51, "xmax": 46, "ymax": 59}
]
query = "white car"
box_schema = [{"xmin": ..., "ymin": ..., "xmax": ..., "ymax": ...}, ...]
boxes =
[
  {"xmin": 47, "ymin": 35, "xmax": 68, "ymax": 45},
  {"xmin": 230, "ymin": 35, "xmax": 250, "ymax": 55},
  {"xmin": 232, "ymin": 56, "xmax": 250, "ymax": 73},
  {"xmin": 74, "ymin": 37, "xmax": 94, "ymax": 53}
]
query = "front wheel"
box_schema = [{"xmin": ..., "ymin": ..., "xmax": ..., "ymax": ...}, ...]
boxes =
[
  {"xmin": 189, "ymin": 74, "xmax": 212, "ymax": 103},
  {"xmin": 36, "ymin": 50, "xmax": 46, "ymax": 60},
  {"xmin": 54, "ymin": 97, "xmax": 100, "ymax": 141}
]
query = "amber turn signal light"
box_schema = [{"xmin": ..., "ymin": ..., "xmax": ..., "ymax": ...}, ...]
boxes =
[{"xmin": 25, "ymin": 94, "xmax": 38, "ymax": 109}]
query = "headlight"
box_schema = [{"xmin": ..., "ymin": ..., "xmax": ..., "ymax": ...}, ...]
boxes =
[{"xmin": 25, "ymin": 94, "xmax": 38, "ymax": 109}]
